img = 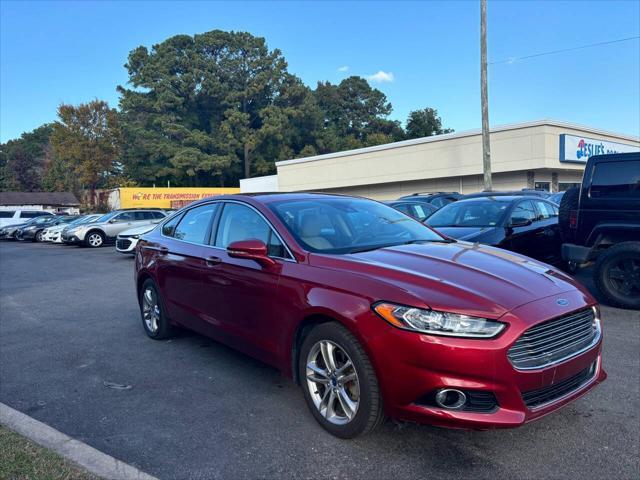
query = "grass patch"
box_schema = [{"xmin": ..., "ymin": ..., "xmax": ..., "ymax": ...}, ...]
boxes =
[{"xmin": 0, "ymin": 426, "xmax": 100, "ymax": 480}]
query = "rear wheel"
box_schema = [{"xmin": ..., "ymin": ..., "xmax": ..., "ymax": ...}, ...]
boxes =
[
  {"xmin": 85, "ymin": 231, "xmax": 104, "ymax": 248},
  {"xmin": 35, "ymin": 230, "xmax": 44, "ymax": 242},
  {"xmin": 139, "ymin": 279, "xmax": 174, "ymax": 339},
  {"xmin": 594, "ymin": 242, "xmax": 640, "ymax": 310},
  {"xmin": 299, "ymin": 322, "xmax": 385, "ymax": 438}
]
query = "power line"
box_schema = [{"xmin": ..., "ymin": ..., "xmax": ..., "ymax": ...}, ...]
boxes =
[{"xmin": 490, "ymin": 35, "xmax": 640, "ymax": 65}]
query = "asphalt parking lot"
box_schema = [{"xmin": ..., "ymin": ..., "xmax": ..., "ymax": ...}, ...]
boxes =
[{"xmin": 1, "ymin": 241, "xmax": 639, "ymax": 480}]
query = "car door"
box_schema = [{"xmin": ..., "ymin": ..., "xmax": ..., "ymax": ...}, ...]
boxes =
[
  {"xmin": 153, "ymin": 203, "xmax": 221, "ymax": 333},
  {"xmin": 202, "ymin": 201, "xmax": 288, "ymax": 365},
  {"xmin": 532, "ymin": 200, "xmax": 561, "ymax": 264},
  {"xmin": 104, "ymin": 211, "xmax": 136, "ymax": 238},
  {"xmin": 505, "ymin": 200, "xmax": 543, "ymax": 260}
]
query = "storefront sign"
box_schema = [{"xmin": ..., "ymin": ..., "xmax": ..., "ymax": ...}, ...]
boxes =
[
  {"xmin": 559, "ymin": 134, "xmax": 638, "ymax": 163},
  {"xmin": 118, "ymin": 187, "xmax": 239, "ymax": 209}
]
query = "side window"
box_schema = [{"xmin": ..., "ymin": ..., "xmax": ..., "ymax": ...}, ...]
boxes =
[
  {"xmin": 535, "ymin": 201, "xmax": 557, "ymax": 219},
  {"xmin": 152, "ymin": 211, "xmax": 166, "ymax": 219},
  {"xmin": 173, "ymin": 204, "xmax": 218, "ymax": 244},
  {"xmin": 21, "ymin": 211, "xmax": 45, "ymax": 218},
  {"xmin": 215, "ymin": 203, "xmax": 289, "ymax": 258},
  {"xmin": 510, "ymin": 201, "xmax": 537, "ymax": 225},
  {"xmin": 393, "ymin": 204, "xmax": 411, "ymax": 216},
  {"xmin": 114, "ymin": 212, "xmax": 135, "ymax": 222},
  {"xmin": 161, "ymin": 214, "xmax": 183, "ymax": 237},
  {"xmin": 0, "ymin": 211, "xmax": 15, "ymax": 218},
  {"xmin": 430, "ymin": 198, "xmax": 444, "ymax": 208},
  {"xmin": 590, "ymin": 160, "xmax": 640, "ymax": 199}
]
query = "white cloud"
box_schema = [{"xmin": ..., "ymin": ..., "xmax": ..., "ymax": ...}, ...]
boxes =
[
  {"xmin": 367, "ymin": 70, "xmax": 395, "ymax": 83},
  {"xmin": 337, "ymin": 65, "xmax": 349, "ymax": 72}
]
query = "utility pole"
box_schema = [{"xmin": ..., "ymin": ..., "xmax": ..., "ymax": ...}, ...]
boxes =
[{"xmin": 480, "ymin": 0, "xmax": 492, "ymax": 191}]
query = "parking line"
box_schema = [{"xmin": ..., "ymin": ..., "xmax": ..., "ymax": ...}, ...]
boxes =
[{"xmin": 0, "ymin": 402, "xmax": 158, "ymax": 480}]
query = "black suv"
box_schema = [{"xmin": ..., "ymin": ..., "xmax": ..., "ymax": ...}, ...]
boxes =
[{"xmin": 560, "ymin": 152, "xmax": 639, "ymax": 309}]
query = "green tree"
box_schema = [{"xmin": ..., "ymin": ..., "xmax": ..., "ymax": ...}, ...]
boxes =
[
  {"xmin": 0, "ymin": 124, "xmax": 54, "ymax": 191},
  {"xmin": 405, "ymin": 108, "xmax": 453, "ymax": 139},
  {"xmin": 118, "ymin": 30, "xmax": 322, "ymax": 187},
  {"xmin": 50, "ymin": 100, "xmax": 121, "ymax": 203}
]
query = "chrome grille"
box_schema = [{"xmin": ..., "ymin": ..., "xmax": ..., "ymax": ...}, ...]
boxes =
[{"xmin": 508, "ymin": 308, "xmax": 599, "ymax": 370}]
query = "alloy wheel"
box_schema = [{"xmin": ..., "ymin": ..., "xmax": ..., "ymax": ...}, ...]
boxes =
[
  {"xmin": 36, "ymin": 231, "xmax": 44, "ymax": 242},
  {"xmin": 142, "ymin": 287, "xmax": 161, "ymax": 334},
  {"xmin": 88, "ymin": 233, "xmax": 103, "ymax": 247},
  {"xmin": 306, "ymin": 340, "xmax": 360, "ymax": 425}
]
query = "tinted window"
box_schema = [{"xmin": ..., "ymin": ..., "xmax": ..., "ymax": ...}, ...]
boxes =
[
  {"xmin": 590, "ymin": 160, "xmax": 640, "ymax": 199},
  {"xmin": 114, "ymin": 212, "xmax": 136, "ymax": 222},
  {"xmin": 215, "ymin": 203, "xmax": 288, "ymax": 258},
  {"xmin": 270, "ymin": 197, "xmax": 442, "ymax": 254},
  {"xmin": 21, "ymin": 211, "xmax": 47, "ymax": 218},
  {"xmin": 534, "ymin": 201, "xmax": 558, "ymax": 219},
  {"xmin": 151, "ymin": 211, "xmax": 166, "ymax": 219},
  {"xmin": 510, "ymin": 201, "xmax": 537, "ymax": 224},
  {"xmin": 427, "ymin": 200, "xmax": 509, "ymax": 227},
  {"xmin": 0, "ymin": 211, "xmax": 15, "ymax": 218},
  {"xmin": 173, "ymin": 204, "xmax": 218, "ymax": 244},
  {"xmin": 162, "ymin": 214, "xmax": 183, "ymax": 237},
  {"xmin": 134, "ymin": 211, "xmax": 150, "ymax": 220}
]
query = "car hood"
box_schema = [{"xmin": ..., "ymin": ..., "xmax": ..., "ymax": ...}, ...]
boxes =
[
  {"xmin": 119, "ymin": 222, "xmax": 157, "ymax": 237},
  {"xmin": 311, "ymin": 242, "xmax": 588, "ymax": 319},
  {"xmin": 45, "ymin": 224, "xmax": 67, "ymax": 233},
  {"xmin": 435, "ymin": 226, "xmax": 499, "ymax": 242}
]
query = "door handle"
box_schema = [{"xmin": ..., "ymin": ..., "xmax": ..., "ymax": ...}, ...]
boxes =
[
  {"xmin": 159, "ymin": 246, "xmax": 169, "ymax": 255},
  {"xmin": 205, "ymin": 256, "xmax": 222, "ymax": 266}
]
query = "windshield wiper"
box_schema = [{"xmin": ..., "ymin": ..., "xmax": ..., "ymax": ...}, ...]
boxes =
[{"xmin": 348, "ymin": 238, "xmax": 454, "ymax": 254}]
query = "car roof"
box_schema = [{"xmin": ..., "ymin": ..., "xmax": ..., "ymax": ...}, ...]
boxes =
[
  {"xmin": 454, "ymin": 195, "xmax": 545, "ymax": 203},
  {"xmin": 185, "ymin": 192, "xmax": 366, "ymax": 208}
]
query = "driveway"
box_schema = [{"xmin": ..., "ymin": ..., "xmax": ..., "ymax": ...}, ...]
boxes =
[{"xmin": 1, "ymin": 241, "xmax": 638, "ymax": 479}]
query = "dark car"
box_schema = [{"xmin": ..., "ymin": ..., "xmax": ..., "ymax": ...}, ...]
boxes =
[
  {"xmin": 462, "ymin": 189, "xmax": 551, "ymax": 200},
  {"xmin": 16, "ymin": 215, "xmax": 77, "ymax": 242},
  {"xmin": 397, "ymin": 192, "xmax": 462, "ymax": 208},
  {"xmin": 426, "ymin": 196, "xmax": 561, "ymax": 265},
  {"xmin": 135, "ymin": 193, "xmax": 604, "ymax": 438},
  {"xmin": 384, "ymin": 200, "xmax": 437, "ymax": 221},
  {"xmin": 548, "ymin": 191, "xmax": 565, "ymax": 205},
  {"xmin": 560, "ymin": 152, "xmax": 640, "ymax": 309}
]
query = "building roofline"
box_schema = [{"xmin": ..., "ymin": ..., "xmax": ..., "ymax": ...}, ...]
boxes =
[{"xmin": 275, "ymin": 119, "xmax": 640, "ymax": 168}]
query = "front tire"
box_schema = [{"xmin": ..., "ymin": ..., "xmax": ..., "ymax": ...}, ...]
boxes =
[
  {"xmin": 139, "ymin": 279, "xmax": 174, "ymax": 339},
  {"xmin": 594, "ymin": 242, "xmax": 640, "ymax": 310},
  {"xmin": 35, "ymin": 230, "xmax": 44, "ymax": 242},
  {"xmin": 85, "ymin": 231, "xmax": 105, "ymax": 248},
  {"xmin": 299, "ymin": 322, "xmax": 385, "ymax": 438}
]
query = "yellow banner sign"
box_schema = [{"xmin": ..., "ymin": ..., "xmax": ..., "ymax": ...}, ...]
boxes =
[{"xmin": 117, "ymin": 187, "xmax": 240, "ymax": 209}]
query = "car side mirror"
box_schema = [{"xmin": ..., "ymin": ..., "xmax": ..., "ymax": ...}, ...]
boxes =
[
  {"xmin": 227, "ymin": 239, "xmax": 276, "ymax": 267},
  {"xmin": 108, "ymin": 218, "xmax": 117, "ymax": 223},
  {"xmin": 510, "ymin": 217, "xmax": 532, "ymax": 228}
]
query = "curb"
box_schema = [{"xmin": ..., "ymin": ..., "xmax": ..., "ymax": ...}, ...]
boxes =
[{"xmin": 0, "ymin": 403, "xmax": 158, "ymax": 480}]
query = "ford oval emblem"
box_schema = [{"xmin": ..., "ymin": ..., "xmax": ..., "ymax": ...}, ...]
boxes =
[{"xmin": 556, "ymin": 298, "xmax": 569, "ymax": 306}]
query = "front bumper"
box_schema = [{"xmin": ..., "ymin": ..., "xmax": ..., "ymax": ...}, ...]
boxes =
[
  {"xmin": 18, "ymin": 229, "xmax": 37, "ymax": 240},
  {"xmin": 368, "ymin": 289, "xmax": 606, "ymax": 430},
  {"xmin": 61, "ymin": 232, "xmax": 82, "ymax": 244},
  {"xmin": 116, "ymin": 236, "xmax": 138, "ymax": 254}
]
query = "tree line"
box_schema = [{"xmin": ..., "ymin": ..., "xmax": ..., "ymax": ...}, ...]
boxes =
[{"xmin": 0, "ymin": 30, "xmax": 452, "ymax": 199}]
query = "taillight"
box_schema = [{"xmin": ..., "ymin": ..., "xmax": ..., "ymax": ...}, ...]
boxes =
[{"xmin": 569, "ymin": 210, "xmax": 578, "ymax": 229}]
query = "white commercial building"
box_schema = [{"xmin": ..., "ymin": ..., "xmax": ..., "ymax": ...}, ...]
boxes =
[{"xmin": 241, "ymin": 120, "xmax": 639, "ymax": 199}]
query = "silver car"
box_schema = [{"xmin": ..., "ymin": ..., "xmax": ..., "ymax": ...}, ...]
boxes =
[{"xmin": 62, "ymin": 209, "xmax": 168, "ymax": 247}]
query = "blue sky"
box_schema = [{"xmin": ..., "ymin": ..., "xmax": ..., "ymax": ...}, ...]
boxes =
[{"xmin": 1, "ymin": 0, "xmax": 639, "ymax": 142}]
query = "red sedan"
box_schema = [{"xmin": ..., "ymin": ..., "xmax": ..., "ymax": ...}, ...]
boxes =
[{"xmin": 135, "ymin": 193, "xmax": 605, "ymax": 438}]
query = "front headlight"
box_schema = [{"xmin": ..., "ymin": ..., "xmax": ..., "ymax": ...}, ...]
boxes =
[
  {"xmin": 373, "ymin": 302, "xmax": 505, "ymax": 338},
  {"xmin": 131, "ymin": 235, "xmax": 140, "ymax": 239}
]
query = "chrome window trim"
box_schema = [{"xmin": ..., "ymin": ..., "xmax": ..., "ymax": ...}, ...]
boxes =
[{"xmin": 159, "ymin": 199, "xmax": 297, "ymax": 263}]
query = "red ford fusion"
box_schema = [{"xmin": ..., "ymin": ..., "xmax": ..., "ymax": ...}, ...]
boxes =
[{"xmin": 135, "ymin": 193, "xmax": 605, "ymax": 438}]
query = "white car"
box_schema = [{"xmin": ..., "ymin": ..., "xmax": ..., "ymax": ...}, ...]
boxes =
[
  {"xmin": 42, "ymin": 214, "xmax": 101, "ymax": 243},
  {"xmin": 115, "ymin": 220, "xmax": 162, "ymax": 254},
  {"xmin": 0, "ymin": 210, "xmax": 52, "ymax": 228}
]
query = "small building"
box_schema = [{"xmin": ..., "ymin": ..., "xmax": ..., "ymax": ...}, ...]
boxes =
[
  {"xmin": 0, "ymin": 191, "xmax": 80, "ymax": 214},
  {"xmin": 241, "ymin": 120, "xmax": 640, "ymax": 199}
]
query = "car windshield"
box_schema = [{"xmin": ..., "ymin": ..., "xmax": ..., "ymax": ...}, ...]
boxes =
[
  {"xmin": 427, "ymin": 200, "xmax": 510, "ymax": 227},
  {"xmin": 269, "ymin": 197, "xmax": 445, "ymax": 254}
]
